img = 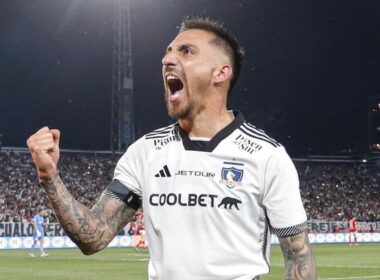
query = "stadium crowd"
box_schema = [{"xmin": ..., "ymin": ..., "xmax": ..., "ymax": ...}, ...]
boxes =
[
  {"xmin": 296, "ymin": 161, "xmax": 380, "ymax": 221},
  {"xmin": 0, "ymin": 151, "xmax": 117, "ymax": 223},
  {"xmin": 0, "ymin": 151, "xmax": 379, "ymax": 223}
]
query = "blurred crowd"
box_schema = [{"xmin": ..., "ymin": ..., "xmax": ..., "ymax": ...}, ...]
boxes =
[
  {"xmin": 0, "ymin": 151, "xmax": 379, "ymax": 223},
  {"xmin": 0, "ymin": 151, "xmax": 117, "ymax": 223},
  {"xmin": 296, "ymin": 161, "xmax": 380, "ymax": 221}
]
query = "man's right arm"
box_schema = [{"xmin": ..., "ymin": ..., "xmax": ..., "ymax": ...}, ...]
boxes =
[
  {"xmin": 40, "ymin": 175, "xmax": 136, "ymax": 255},
  {"xmin": 27, "ymin": 127, "xmax": 136, "ymax": 255}
]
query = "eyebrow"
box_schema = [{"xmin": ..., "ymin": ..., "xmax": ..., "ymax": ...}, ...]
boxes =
[{"xmin": 165, "ymin": 43, "xmax": 199, "ymax": 53}]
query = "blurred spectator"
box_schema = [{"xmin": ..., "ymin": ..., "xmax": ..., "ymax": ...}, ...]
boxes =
[
  {"xmin": 296, "ymin": 161, "xmax": 380, "ymax": 221},
  {"xmin": 0, "ymin": 151, "xmax": 379, "ymax": 222},
  {"xmin": 0, "ymin": 151, "xmax": 118, "ymax": 223}
]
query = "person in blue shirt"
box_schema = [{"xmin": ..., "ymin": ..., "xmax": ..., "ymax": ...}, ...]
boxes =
[{"xmin": 29, "ymin": 208, "xmax": 48, "ymax": 257}]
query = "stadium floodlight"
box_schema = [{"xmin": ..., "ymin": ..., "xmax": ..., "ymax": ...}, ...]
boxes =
[{"xmin": 111, "ymin": 0, "xmax": 135, "ymax": 152}]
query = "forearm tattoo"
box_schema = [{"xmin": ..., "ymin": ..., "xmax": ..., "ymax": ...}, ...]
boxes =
[
  {"xmin": 279, "ymin": 231, "xmax": 317, "ymax": 280},
  {"xmin": 40, "ymin": 175, "xmax": 136, "ymax": 255}
]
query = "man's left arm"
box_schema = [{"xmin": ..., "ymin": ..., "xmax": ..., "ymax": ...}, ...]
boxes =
[{"xmin": 279, "ymin": 230, "xmax": 317, "ymax": 280}]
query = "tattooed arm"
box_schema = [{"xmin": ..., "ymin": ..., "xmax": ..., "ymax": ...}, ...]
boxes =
[
  {"xmin": 27, "ymin": 127, "xmax": 136, "ymax": 255},
  {"xmin": 279, "ymin": 231, "xmax": 317, "ymax": 280},
  {"xmin": 40, "ymin": 175, "xmax": 136, "ymax": 255}
]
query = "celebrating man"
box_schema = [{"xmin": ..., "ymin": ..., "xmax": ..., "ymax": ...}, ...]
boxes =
[{"xmin": 27, "ymin": 17, "xmax": 316, "ymax": 279}]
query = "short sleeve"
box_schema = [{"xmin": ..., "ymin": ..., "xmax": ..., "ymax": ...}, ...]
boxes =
[
  {"xmin": 113, "ymin": 143, "xmax": 143, "ymax": 197},
  {"xmin": 262, "ymin": 147, "xmax": 307, "ymax": 237}
]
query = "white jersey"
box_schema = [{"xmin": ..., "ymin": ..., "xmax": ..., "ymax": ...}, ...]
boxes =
[{"xmin": 112, "ymin": 111, "xmax": 307, "ymax": 280}]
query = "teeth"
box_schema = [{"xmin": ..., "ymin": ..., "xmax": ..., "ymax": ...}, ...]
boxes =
[{"xmin": 167, "ymin": 75, "xmax": 179, "ymax": 81}]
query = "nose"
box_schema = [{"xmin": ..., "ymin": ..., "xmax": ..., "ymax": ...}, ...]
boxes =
[{"xmin": 162, "ymin": 50, "xmax": 178, "ymax": 67}]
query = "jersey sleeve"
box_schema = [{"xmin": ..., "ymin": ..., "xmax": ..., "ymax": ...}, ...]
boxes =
[
  {"xmin": 107, "ymin": 142, "xmax": 143, "ymax": 209},
  {"xmin": 262, "ymin": 146, "xmax": 307, "ymax": 237}
]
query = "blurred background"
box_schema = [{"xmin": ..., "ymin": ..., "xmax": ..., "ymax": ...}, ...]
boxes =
[
  {"xmin": 1, "ymin": 0, "xmax": 379, "ymax": 156},
  {"xmin": 0, "ymin": 4, "xmax": 380, "ymax": 278}
]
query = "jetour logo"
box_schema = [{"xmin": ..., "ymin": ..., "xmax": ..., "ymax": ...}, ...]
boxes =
[{"xmin": 220, "ymin": 162, "xmax": 244, "ymax": 188}]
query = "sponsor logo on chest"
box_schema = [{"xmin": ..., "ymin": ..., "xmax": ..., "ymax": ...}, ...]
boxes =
[
  {"xmin": 149, "ymin": 193, "xmax": 242, "ymax": 210},
  {"xmin": 233, "ymin": 134, "xmax": 262, "ymax": 154},
  {"xmin": 152, "ymin": 164, "xmax": 245, "ymax": 211}
]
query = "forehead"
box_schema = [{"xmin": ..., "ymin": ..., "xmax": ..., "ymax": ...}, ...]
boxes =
[{"xmin": 169, "ymin": 29, "xmax": 215, "ymax": 48}]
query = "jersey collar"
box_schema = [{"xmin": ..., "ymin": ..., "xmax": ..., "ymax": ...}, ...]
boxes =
[{"xmin": 177, "ymin": 111, "xmax": 245, "ymax": 152}]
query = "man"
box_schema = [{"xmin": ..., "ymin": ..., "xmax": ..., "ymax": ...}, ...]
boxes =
[
  {"xmin": 29, "ymin": 208, "xmax": 48, "ymax": 257},
  {"xmin": 348, "ymin": 216, "xmax": 359, "ymax": 246},
  {"xmin": 27, "ymin": 17, "xmax": 316, "ymax": 279},
  {"xmin": 134, "ymin": 209, "xmax": 146, "ymax": 250}
]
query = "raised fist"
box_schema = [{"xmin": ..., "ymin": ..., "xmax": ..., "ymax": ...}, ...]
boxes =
[{"xmin": 27, "ymin": 127, "xmax": 60, "ymax": 181}]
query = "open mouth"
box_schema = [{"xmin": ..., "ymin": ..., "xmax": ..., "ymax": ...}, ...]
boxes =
[{"xmin": 166, "ymin": 75, "xmax": 184, "ymax": 97}]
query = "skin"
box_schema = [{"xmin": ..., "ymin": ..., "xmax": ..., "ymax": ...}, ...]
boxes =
[
  {"xmin": 27, "ymin": 28, "xmax": 317, "ymax": 278},
  {"xmin": 162, "ymin": 29, "xmax": 234, "ymax": 138},
  {"xmin": 27, "ymin": 128, "xmax": 136, "ymax": 255},
  {"xmin": 279, "ymin": 231, "xmax": 317, "ymax": 279}
]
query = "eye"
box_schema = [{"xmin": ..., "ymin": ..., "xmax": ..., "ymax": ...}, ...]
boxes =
[{"xmin": 183, "ymin": 47, "xmax": 194, "ymax": 55}]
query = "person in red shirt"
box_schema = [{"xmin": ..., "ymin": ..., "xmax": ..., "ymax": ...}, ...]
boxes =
[
  {"xmin": 132, "ymin": 208, "xmax": 146, "ymax": 252},
  {"xmin": 348, "ymin": 216, "xmax": 359, "ymax": 246},
  {"xmin": 136, "ymin": 210, "xmax": 146, "ymax": 249}
]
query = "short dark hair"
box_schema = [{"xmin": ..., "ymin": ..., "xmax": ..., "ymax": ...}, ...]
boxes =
[{"xmin": 179, "ymin": 17, "xmax": 244, "ymax": 95}]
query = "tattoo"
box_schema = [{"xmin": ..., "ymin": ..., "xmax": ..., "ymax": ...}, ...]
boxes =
[
  {"xmin": 40, "ymin": 175, "xmax": 136, "ymax": 255},
  {"xmin": 279, "ymin": 231, "xmax": 317, "ymax": 280}
]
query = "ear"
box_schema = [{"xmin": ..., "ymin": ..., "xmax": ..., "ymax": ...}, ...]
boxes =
[{"xmin": 213, "ymin": 64, "xmax": 232, "ymax": 85}]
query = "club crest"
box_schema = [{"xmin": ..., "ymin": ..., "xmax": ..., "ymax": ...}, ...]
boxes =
[{"xmin": 220, "ymin": 167, "xmax": 243, "ymax": 189}]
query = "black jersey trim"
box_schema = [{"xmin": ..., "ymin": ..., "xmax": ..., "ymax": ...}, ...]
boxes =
[
  {"xmin": 178, "ymin": 111, "xmax": 245, "ymax": 152},
  {"xmin": 239, "ymin": 125, "xmax": 280, "ymax": 147},
  {"xmin": 105, "ymin": 179, "xmax": 141, "ymax": 210},
  {"xmin": 145, "ymin": 124, "xmax": 176, "ymax": 139},
  {"xmin": 145, "ymin": 130, "xmax": 176, "ymax": 140},
  {"xmin": 262, "ymin": 218, "xmax": 270, "ymax": 268},
  {"xmin": 239, "ymin": 127, "xmax": 278, "ymax": 148},
  {"xmin": 244, "ymin": 122, "xmax": 266, "ymax": 134},
  {"xmin": 244, "ymin": 123, "xmax": 280, "ymax": 145},
  {"xmin": 148, "ymin": 124, "xmax": 175, "ymax": 133},
  {"xmin": 272, "ymin": 222, "xmax": 308, "ymax": 237},
  {"xmin": 241, "ymin": 123, "xmax": 280, "ymax": 146}
]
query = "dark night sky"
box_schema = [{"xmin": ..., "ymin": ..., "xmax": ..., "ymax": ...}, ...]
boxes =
[{"xmin": 1, "ymin": 0, "xmax": 379, "ymax": 155}]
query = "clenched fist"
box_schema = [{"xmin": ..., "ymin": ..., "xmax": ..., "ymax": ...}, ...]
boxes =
[{"xmin": 27, "ymin": 127, "xmax": 60, "ymax": 181}]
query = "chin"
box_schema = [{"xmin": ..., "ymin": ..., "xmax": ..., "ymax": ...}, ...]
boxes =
[{"xmin": 167, "ymin": 106, "xmax": 190, "ymax": 120}]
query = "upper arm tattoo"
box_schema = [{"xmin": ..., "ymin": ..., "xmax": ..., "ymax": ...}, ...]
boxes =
[
  {"xmin": 279, "ymin": 231, "xmax": 317, "ymax": 280},
  {"xmin": 40, "ymin": 175, "xmax": 136, "ymax": 255}
]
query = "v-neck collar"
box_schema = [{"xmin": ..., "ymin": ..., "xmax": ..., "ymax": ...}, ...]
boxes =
[{"xmin": 177, "ymin": 111, "xmax": 244, "ymax": 152}]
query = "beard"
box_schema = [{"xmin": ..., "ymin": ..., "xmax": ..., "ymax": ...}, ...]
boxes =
[
  {"xmin": 165, "ymin": 75, "xmax": 210, "ymax": 120},
  {"xmin": 165, "ymin": 83, "xmax": 192, "ymax": 120}
]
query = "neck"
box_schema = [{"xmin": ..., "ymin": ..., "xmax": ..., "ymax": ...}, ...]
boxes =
[{"xmin": 179, "ymin": 108, "xmax": 234, "ymax": 138}]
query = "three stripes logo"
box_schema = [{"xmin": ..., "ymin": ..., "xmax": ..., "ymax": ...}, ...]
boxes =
[{"xmin": 155, "ymin": 165, "xmax": 172, "ymax": 177}]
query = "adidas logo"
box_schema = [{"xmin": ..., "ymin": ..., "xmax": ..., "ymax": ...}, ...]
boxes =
[{"xmin": 155, "ymin": 165, "xmax": 172, "ymax": 177}]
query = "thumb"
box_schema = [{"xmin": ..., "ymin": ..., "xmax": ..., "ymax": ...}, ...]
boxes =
[{"xmin": 50, "ymin": 129, "xmax": 61, "ymax": 149}]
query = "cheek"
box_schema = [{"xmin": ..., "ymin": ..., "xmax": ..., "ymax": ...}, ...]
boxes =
[{"xmin": 187, "ymin": 65, "xmax": 213, "ymax": 87}]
